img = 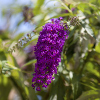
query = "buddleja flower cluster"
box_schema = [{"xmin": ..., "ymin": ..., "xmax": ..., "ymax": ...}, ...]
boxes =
[
  {"xmin": 69, "ymin": 16, "xmax": 80, "ymax": 26},
  {"xmin": 32, "ymin": 17, "xmax": 69, "ymax": 91}
]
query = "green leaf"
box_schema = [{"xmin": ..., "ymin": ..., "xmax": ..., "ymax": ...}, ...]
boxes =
[
  {"xmin": 50, "ymin": 13, "xmax": 72, "ymax": 19},
  {"xmin": 0, "ymin": 74, "xmax": 12, "ymax": 100},
  {"xmin": 0, "ymin": 52, "xmax": 6, "ymax": 61},
  {"xmin": 80, "ymin": 82, "xmax": 97, "ymax": 90},
  {"xmin": 6, "ymin": 54, "xmax": 29, "ymax": 100},
  {"xmin": 0, "ymin": 61, "xmax": 2, "ymax": 73},
  {"xmin": 68, "ymin": 26, "xmax": 77, "ymax": 39},
  {"xmin": 77, "ymin": 90, "xmax": 100, "ymax": 100},
  {"xmin": 77, "ymin": 3, "xmax": 87, "ymax": 12},
  {"xmin": 80, "ymin": 22, "xmax": 95, "ymax": 38},
  {"xmin": 58, "ymin": 0, "xmax": 73, "ymax": 13},
  {"xmin": 28, "ymin": 85, "xmax": 38, "ymax": 100},
  {"xmin": 21, "ymin": 59, "xmax": 37, "ymax": 69},
  {"xmin": 65, "ymin": 36, "xmax": 78, "ymax": 62},
  {"xmin": 85, "ymin": 62, "xmax": 99, "ymax": 78},
  {"xmin": 0, "ymin": 39, "xmax": 3, "ymax": 51},
  {"xmin": 35, "ymin": 0, "xmax": 45, "ymax": 8},
  {"xmin": 85, "ymin": 24, "xmax": 94, "ymax": 37},
  {"xmin": 48, "ymin": 74, "xmax": 66, "ymax": 100},
  {"xmin": 72, "ymin": 74, "xmax": 83, "ymax": 99},
  {"xmin": 13, "ymin": 33, "xmax": 25, "ymax": 41},
  {"xmin": 95, "ymin": 42, "xmax": 100, "ymax": 53},
  {"xmin": 34, "ymin": 0, "xmax": 45, "ymax": 15}
]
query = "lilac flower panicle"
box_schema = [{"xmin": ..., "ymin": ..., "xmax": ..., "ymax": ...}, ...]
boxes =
[{"xmin": 32, "ymin": 17, "xmax": 69, "ymax": 91}]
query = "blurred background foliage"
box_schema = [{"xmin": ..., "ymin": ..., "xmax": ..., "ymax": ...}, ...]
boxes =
[{"xmin": 0, "ymin": 0, "xmax": 100, "ymax": 100}]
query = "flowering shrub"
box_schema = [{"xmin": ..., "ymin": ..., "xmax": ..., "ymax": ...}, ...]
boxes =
[
  {"xmin": 32, "ymin": 17, "xmax": 69, "ymax": 91},
  {"xmin": 1, "ymin": 0, "xmax": 100, "ymax": 99}
]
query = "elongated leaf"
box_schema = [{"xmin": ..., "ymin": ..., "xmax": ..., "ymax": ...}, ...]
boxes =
[
  {"xmin": 6, "ymin": 54, "xmax": 29, "ymax": 100},
  {"xmin": 77, "ymin": 90, "xmax": 100, "ymax": 100},
  {"xmin": 80, "ymin": 22, "xmax": 95, "ymax": 38},
  {"xmin": 85, "ymin": 24, "xmax": 94, "ymax": 37},
  {"xmin": 0, "ymin": 74, "xmax": 12, "ymax": 100},
  {"xmin": 95, "ymin": 42, "xmax": 100, "ymax": 53},
  {"xmin": 34, "ymin": 0, "xmax": 45, "ymax": 15},
  {"xmin": 0, "ymin": 39, "xmax": 3, "ymax": 51},
  {"xmin": 72, "ymin": 73, "xmax": 83, "ymax": 99},
  {"xmin": 48, "ymin": 74, "xmax": 66, "ymax": 100},
  {"xmin": 21, "ymin": 59, "xmax": 37, "ymax": 69}
]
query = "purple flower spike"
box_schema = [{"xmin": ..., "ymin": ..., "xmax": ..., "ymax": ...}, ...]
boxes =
[{"xmin": 32, "ymin": 17, "xmax": 69, "ymax": 91}]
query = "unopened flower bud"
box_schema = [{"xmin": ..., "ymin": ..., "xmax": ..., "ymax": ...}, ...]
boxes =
[
  {"xmin": 18, "ymin": 40, "xmax": 21, "ymax": 43},
  {"xmin": 15, "ymin": 43, "xmax": 18, "ymax": 47},
  {"xmin": 69, "ymin": 16, "xmax": 80, "ymax": 26},
  {"xmin": 22, "ymin": 37, "xmax": 25, "ymax": 40},
  {"xmin": 33, "ymin": 30, "xmax": 36, "ymax": 33},
  {"xmin": 27, "ymin": 33, "xmax": 30, "ymax": 37}
]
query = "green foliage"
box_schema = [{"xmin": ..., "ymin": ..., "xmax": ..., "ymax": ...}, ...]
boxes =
[
  {"xmin": 77, "ymin": 90, "xmax": 100, "ymax": 100},
  {"xmin": 48, "ymin": 74, "xmax": 66, "ymax": 100},
  {"xmin": 0, "ymin": 74, "xmax": 12, "ymax": 100},
  {"xmin": 0, "ymin": 0, "xmax": 100, "ymax": 100}
]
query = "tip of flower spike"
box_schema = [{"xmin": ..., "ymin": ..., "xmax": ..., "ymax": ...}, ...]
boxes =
[
  {"xmin": 42, "ymin": 84, "xmax": 47, "ymax": 88},
  {"xmin": 36, "ymin": 87, "xmax": 41, "ymax": 91},
  {"xmin": 50, "ymin": 17, "xmax": 62, "ymax": 23}
]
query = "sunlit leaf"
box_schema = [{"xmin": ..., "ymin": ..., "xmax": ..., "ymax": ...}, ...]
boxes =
[
  {"xmin": 77, "ymin": 90, "xmax": 100, "ymax": 100},
  {"xmin": 0, "ymin": 74, "xmax": 12, "ymax": 100},
  {"xmin": 95, "ymin": 42, "xmax": 100, "ymax": 53},
  {"xmin": 21, "ymin": 59, "xmax": 37, "ymax": 69}
]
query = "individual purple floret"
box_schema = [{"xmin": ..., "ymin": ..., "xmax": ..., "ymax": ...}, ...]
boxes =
[{"xmin": 32, "ymin": 17, "xmax": 69, "ymax": 91}]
